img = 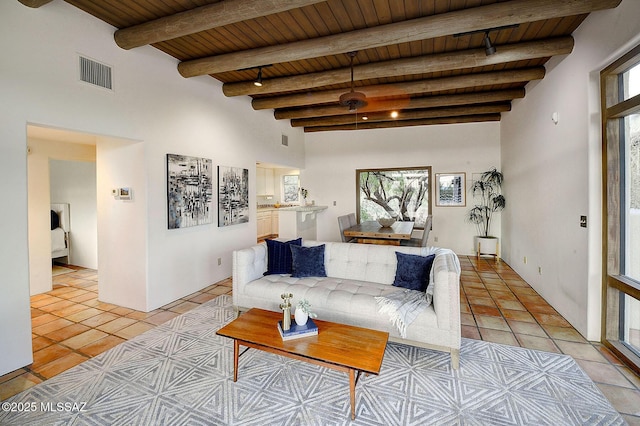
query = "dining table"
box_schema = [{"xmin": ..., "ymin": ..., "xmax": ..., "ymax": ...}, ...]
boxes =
[{"xmin": 342, "ymin": 220, "xmax": 415, "ymax": 245}]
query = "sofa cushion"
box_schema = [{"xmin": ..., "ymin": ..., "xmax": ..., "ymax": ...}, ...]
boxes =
[
  {"xmin": 264, "ymin": 238, "xmax": 302, "ymax": 275},
  {"xmin": 237, "ymin": 275, "xmax": 439, "ymax": 338},
  {"xmin": 392, "ymin": 252, "xmax": 436, "ymax": 291},
  {"xmin": 290, "ymin": 244, "xmax": 327, "ymax": 278}
]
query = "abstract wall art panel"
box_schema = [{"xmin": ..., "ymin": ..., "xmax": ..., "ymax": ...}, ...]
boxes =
[
  {"xmin": 167, "ymin": 154, "xmax": 213, "ymax": 229},
  {"xmin": 218, "ymin": 165, "xmax": 249, "ymax": 227}
]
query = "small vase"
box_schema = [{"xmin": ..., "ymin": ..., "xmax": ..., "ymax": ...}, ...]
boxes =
[{"xmin": 294, "ymin": 307, "xmax": 308, "ymax": 326}]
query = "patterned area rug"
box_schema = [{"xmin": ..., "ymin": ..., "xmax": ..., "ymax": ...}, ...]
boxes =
[{"xmin": 0, "ymin": 295, "xmax": 623, "ymax": 425}]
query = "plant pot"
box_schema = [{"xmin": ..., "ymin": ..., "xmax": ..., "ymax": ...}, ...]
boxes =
[
  {"xmin": 476, "ymin": 236, "xmax": 499, "ymax": 257},
  {"xmin": 294, "ymin": 307, "xmax": 308, "ymax": 326}
]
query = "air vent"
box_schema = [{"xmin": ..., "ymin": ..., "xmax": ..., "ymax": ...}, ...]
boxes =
[
  {"xmin": 79, "ymin": 56, "xmax": 112, "ymax": 90},
  {"xmin": 281, "ymin": 134, "xmax": 289, "ymax": 147}
]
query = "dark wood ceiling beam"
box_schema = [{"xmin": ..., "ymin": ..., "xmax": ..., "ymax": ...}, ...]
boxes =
[
  {"xmin": 253, "ymin": 67, "xmax": 545, "ymax": 110},
  {"xmin": 275, "ymin": 89, "xmax": 525, "ymax": 120},
  {"xmin": 291, "ymin": 104, "xmax": 511, "ymax": 128},
  {"xmin": 178, "ymin": 0, "xmax": 619, "ymax": 77},
  {"xmin": 303, "ymin": 114, "xmax": 502, "ymax": 132},
  {"xmin": 17, "ymin": 0, "xmax": 53, "ymax": 7},
  {"xmin": 114, "ymin": 0, "xmax": 327, "ymax": 50},
  {"xmin": 223, "ymin": 37, "xmax": 572, "ymax": 97}
]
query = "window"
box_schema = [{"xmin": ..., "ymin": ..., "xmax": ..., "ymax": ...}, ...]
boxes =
[
  {"xmin": 283, "ymin": 175, "xmax": 300, "ymax": 203},
  {"xmin": 602, "ymin": 44, "xmax": 640, "ymax": 373},
  {"xmin": 355, "ymin": 167, "xmax": 432, "ymax": 226}
]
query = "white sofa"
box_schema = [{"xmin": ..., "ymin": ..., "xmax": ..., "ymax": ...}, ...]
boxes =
[{"xmin": 232, "ymin": 241, "xmax": 461, "ymax": 368}]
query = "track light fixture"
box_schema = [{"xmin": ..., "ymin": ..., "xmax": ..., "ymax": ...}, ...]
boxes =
[
  {"xmin": 254, "ymin": 67, "xmax": 263, "ymax": 87},
  {"xmin": 453, "ymin": 24, "xmax": 519, "ymax": 57},
  {"xmin": 239, "ymin": 64, "xmax": 272, "ymax": 87},
  {"xmin": 483, "ymin": 32, "xmax": 496, "ymax": 56}
]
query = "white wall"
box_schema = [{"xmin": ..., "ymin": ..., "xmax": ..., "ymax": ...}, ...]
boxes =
[
  {"xmin": 50, "ymin": 159, "xmax": 97, "ymax": 269},
  {"xmin": 0, "ymin": 1, "xmax": 304, "ymax": 375},
  {"xmin": 501, "ymin": 0, "xmax": 640, "ymax": 340},
  {"xmin": 27, "ymin": 139, "xmax": 96, "ymax": 295},
  {"xmin": 303, "ymin": 123, "xmax": 500, "ymax": 254}
]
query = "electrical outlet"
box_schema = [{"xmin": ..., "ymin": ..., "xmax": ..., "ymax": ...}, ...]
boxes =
[
  {"xmin": 523, "ymin": 256, "xmax": 527, "ymax": 264},
  {"xmin": 217, "ymin": 257, "xmax": 222, "ymax": 266},
  {"xmin": 333, "ymin": 201, "xmax": 336, "ymax": 206},
  {"xmin": 434, "ymin": 236, "xmax": 438, "ymax": 242},
  {"xmin": 538, "ymin": 266, "xmax": 542, "ymax": 275}
]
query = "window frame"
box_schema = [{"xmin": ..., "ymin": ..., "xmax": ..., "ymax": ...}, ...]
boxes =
[
  {"xmin": 601, "ymin": 43, "xmax": 640, "ymax": 375},
  {"xmin": 355, "ymin": 166, "xmax": 432, "ymax": 226}
]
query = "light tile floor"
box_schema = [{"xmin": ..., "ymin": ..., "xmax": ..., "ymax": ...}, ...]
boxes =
[
  {"xmin": 1, "ymin": 258, "xmax": 639, "ymax": 423},
  {"xmin": 460, "ymin": 256, "xmax": 640, "ymax": 424}
]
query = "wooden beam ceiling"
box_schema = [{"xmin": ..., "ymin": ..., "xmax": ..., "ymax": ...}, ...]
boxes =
[
  {"xmin": 291, "ymin": 104, "xmax": 512, "ymax": 128},
  {"xmin": 114, "ymin": 0, "xmax": 326, "ymax": 50},
  {"xmin": 46, "ymin": 0, "xmax": 624, "ymax": 131},
  {"xmin": 274, "ymin": 89, "xmax": 526, "ymax": 120},
  {"xmin": 252, "ymin": 68, "xmax": 546, "ymax": 110},
  {"xmin": 304, "ymin": 115, "xmax": 503, "ymax": 133},
  {"xmin": 177, "ymin": 0, "xmax": 619, "ymax": 77},
  {"xmin": 223, "ymin": 37, "xmax": 574, "ymax": 97}
]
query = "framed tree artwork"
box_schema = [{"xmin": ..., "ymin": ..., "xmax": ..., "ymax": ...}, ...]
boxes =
[
  {"xmin": 167, "ymin": 154, "xmax": 213, "ymax": 229},
  {"xmin": 356, "ymin": 166, "xmax": 432, "ymax": 227}
]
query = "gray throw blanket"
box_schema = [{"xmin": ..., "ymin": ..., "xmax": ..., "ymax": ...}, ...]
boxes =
[{"xmin": 375, "ymin": 288, "xmax": 432, "ymax": 338}]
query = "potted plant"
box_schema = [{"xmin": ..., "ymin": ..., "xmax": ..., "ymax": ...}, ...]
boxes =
[
  {"xmin": 466, "ymin": 168, "xmax": 506, "ymax": 257},
  {"xmin": 295, "ymin": 298, "xmax": 317, "ymax": 325}
]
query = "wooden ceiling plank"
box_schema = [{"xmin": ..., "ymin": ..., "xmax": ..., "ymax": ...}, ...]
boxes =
[
  {"xmin": 177, "ymin": 0, "xmax": 618, "ymax": 77},
  {"xmin": 66, "ymin": 0, "xmax": 145, "ymax": 28},
  {"xmin": 287, "ymin": 8, "xmax": 322, "ymax": 39},
  {"xmin": 358, "ymin": 0, "xmax": 381, "ymax": 26},
  {"xmin": 303, "ymin": 114, "xmax": 502, "ymax": 132},
  {"xmin": 372, "ymin": 0, "xmax": 394, "ymax": 24},
  {"xmin": 113, "ymin": 0, "xmax": 327, "ymax": 50},
  {"xmin": 274, "ymin": 88, "xmax": 525, "ymax": 119},
  {"xmin": 340, "ymin": 1, "xmax": 367, "ymax": 31},
  {"xmin": 223, "ymin": 37, "xmax": 571, "ymax": 96},
  {"xmin": 252, "ymin": 67, "xmax": 544, "ymax": 110},
  {"xmin": 299, "ymin": 3, "xmax": 333, "ymax": 36}
]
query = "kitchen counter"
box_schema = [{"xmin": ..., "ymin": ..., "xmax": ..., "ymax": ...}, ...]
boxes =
[
  {"xmin": 277, "ymin": 205, "xmax": 328, "ymax": 212},
  {"xmin": 257, "ymin": 205, "xmax": 298, "ymax": 212},
  {"xmin": 278, "ymin": 206, "xmax": 328, "ymax": 240}
]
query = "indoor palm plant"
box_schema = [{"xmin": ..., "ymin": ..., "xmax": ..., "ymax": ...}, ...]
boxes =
[{"xmin": 466, "ymin": 168, "xmax": 506, "ymax": 256}]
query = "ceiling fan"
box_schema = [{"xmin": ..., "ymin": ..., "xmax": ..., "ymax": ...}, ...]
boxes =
[{"xmin": 339, "ymin": 51, "xmax": 367, "ymax": 112}]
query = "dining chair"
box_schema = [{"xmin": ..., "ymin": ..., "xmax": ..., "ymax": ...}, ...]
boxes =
[
  {"xmin": 347, "ymin": 213, "xmax": 357, "ymax": 227},
  {"xmin": 338, "ymin": 214, "xmax": 356, "ymax": 243},
  {"xmin": 401, "ymin": 215, "xmax": 432, "ymax": 247}
]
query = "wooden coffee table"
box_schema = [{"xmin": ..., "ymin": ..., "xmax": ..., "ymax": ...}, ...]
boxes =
[{"xmin": 216, "ymin": 308, "xmax": 388, "ymax": 420}]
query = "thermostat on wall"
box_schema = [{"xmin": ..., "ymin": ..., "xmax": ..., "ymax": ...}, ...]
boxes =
[{"xmin": 112, "ymin": 187, "xmax": 132, "ymax": 200}]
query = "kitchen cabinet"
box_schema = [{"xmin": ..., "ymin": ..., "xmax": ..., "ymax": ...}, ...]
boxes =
[
  {"xmin": 256, "ymin": 167, "xmax": 275, "ymax": 195},
  {"xmin": 271, "ymin": 211, "xmax": 279, "ymax": 235},
  {"xmin": 257, "ymin": 211, "xmax": 272, "ymax": 238},
  {"xmin": 257, "ymin": 210, "xmax": 280, "ymax": 239}
]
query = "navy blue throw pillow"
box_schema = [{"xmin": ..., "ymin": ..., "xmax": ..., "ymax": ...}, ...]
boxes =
[
  {"xmin": 393, "ymin": 252, "xmax": 436, "ymax": 291},
  {"xmin": 290, "ymin": 244, "xmax": 327, "ymax": 278},
  {"xmin": 264, "ymin": 238, "xmax": 302, "ymax": 275}
]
